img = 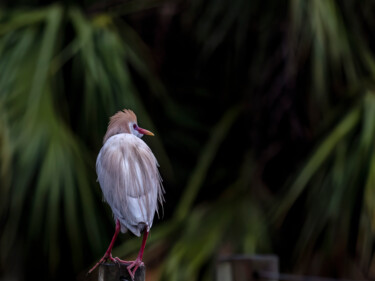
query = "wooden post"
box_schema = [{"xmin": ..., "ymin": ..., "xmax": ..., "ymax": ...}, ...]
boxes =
[
  {"xmin": 216, "ymin": 255, "xmax": 279, "ymax": 281},
  {"xmin": 84, "ymin": 263, "xmax": 145, "ymax": 281}
]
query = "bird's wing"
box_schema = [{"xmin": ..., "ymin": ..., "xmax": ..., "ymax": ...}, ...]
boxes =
[{"xmin": 96, "ymin": 134, "xmax": 164, "ymax": 236}]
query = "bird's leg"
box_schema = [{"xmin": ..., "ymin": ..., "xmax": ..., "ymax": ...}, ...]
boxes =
[
  {"xmin": 125, "ymin": 230, "xmax": 149, "ymax": 280},
  {"xmin": 87, "ymin": 220, "xmax": 121, "ymax": 274}
]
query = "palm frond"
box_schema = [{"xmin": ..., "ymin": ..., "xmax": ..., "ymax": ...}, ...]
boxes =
[{"xmin": 0, "ymin": 3, "xmax": 170, "ymax": 277}]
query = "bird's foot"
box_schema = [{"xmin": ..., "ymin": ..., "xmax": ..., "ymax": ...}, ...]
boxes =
[
  {"xmin": 124, "ymin": 257, "xmax": 144, "ymax": 280},
  {"xmin": 114, "ymin": 257, "xmax": 132, "ymax": 264},
  {"xmin": 87, "ymin": 252, "xmax": 117, "ymax": 275},
  {"xmin": 112, "ymin": 257, "xmax": 143, "ymax": 280}
]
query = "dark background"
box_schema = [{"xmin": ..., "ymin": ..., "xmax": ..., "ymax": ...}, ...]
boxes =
[{"xmin": 1, "ymin": 0, "xmax": 375, "ymax": 280}]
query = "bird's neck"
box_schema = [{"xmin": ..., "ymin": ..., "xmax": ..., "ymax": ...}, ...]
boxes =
[{"xmin": 103, "ymin": 126, "xmax": 131, "ymax": 144}]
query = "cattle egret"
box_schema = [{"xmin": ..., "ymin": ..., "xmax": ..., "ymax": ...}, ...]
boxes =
[{"xmin": 88, "ymin": 109, "xmax": 164, "ymax": 279}]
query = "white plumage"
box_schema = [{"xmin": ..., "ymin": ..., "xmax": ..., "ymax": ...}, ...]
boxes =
[
  {"xmin": 88, "ymin": 109, "xmax": 164, "ymax": 279},
  {"xmin": 96, "ymin": 133, "xmax": 162, "ymax": 236}
]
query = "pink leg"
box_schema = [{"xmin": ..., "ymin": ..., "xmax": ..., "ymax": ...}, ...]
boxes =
[
  {"xmin": 121, "ymin": 230, "xmax": 149, "ymax": 280},
  {"xmin": 87, "ymin": 220, "xmax": 121, "ymax": 274}
]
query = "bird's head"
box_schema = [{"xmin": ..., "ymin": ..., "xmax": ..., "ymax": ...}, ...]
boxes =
[{"xmin": 103, "ymin": 109, "xmax": 154, "ymax": 144}]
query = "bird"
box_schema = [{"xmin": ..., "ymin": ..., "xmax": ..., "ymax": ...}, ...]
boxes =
[{"xmin": 88, "ymin": 109, "xmax": 164, "ymax": 279}]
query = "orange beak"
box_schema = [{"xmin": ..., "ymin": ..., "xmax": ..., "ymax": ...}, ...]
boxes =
[{"xmin": 137, "ymin": 127, "xmax": 154, "ymax": 136}]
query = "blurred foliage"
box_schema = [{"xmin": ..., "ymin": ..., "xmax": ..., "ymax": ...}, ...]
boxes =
[
  {"xmin": 2, "ymin": 0, "xmax": 375, "ymax": 281},
  {"xmin": 0, "ymin": 3, "xmax": 170, "ymax": 279}
]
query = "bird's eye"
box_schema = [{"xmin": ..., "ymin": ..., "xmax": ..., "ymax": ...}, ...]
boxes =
[{"xmin": 133, "ymin": 124, "xmax": 137, "ymax": 129}]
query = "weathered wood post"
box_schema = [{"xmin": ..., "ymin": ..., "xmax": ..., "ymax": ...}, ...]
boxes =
[
  {"xmin": 216, "ymin": 255, "xmax": 279, "ymax": 281},
  {"xmin": 84, "ymin": 263, "xmax": 145, "ymax": 281}
]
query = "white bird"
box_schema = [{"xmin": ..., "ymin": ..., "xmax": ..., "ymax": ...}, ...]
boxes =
[{"xmin": 88, "ymin": 109, "xmax": 164, "ymax": 279}]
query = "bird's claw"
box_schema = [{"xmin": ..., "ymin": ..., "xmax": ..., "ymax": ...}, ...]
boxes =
[
  {"xmin": 87, "ymin": 252, "xmax": 117, "ymax": 275},
  {"xmin": 126, "ymin": 258, "xmax": 144, "ymax": 280},
  {"xmin": 113, "ymin": 257, "xmax": 131, "ymax": 264},
  {"xmin": 113, "ymin": 257, "xmax": 142, "ymax": 280},
  {"xmin": 88, "ymin": 254, "xmax": 144, "ymax": 281}
]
